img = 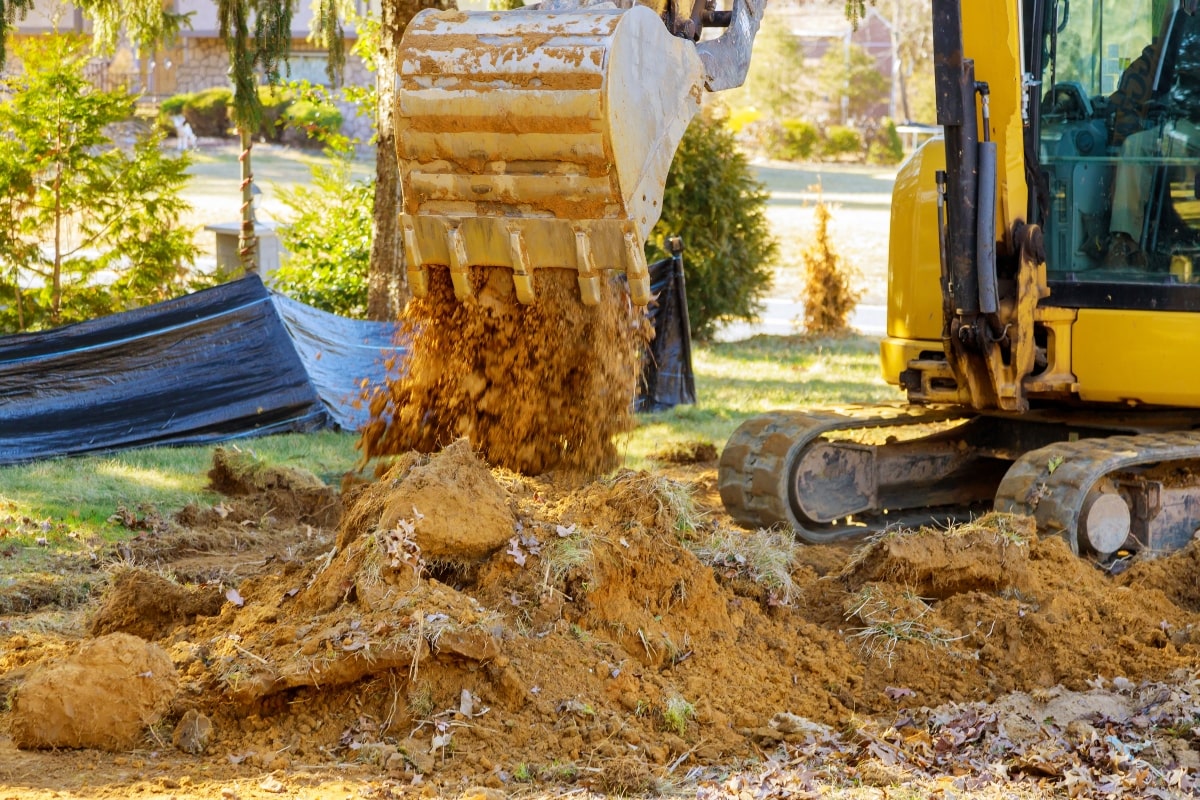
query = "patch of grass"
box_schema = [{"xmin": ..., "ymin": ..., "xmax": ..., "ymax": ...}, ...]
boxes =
[
  {"xmin": 542, "ymin": 527, "xmax": 594, "ymax": 588},
  {"xmin": 407, "ymin": 683, "xmax": 435, "ymax": 719},
  {"xmin": 661, "ymin": 695, "xmax": 696, "ymax": 735},
  {"xmin": 538, "ymin": 760, "xmax": 580, "ymax": 783},
  {"xmin": 621, "ymin": 333, "xmax": 895, "ymax": 469},
  {"xmin": 611, "ymin": 472, "xmax": 703, "ymax": 534},
  {"xmin": 844, "ymin": 585, "xmax": 965, "ymax": 667},
  {"xmin": 0, "ymin": 432, "xmax": 359, "ymax": 612},
  {"xmin": 687, "ymin": 526, "xmax": 799, "ymax": 605},
  {"xmin": 950, "ymin": 511, "xmax": 1033, "ymax": 545},
  {"xmin": 0, "ymin": 431, "xmax": 360, "ymax": 541}
]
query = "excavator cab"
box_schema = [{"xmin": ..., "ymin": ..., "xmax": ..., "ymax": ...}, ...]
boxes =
[{"xmin": 1039, "ymin": 0, "xmax": 1200, "ymax": 284}]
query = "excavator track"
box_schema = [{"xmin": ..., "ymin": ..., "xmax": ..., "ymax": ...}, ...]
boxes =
[
  {"xmin": 995, "ymin": 431, "xmax": 1200, "ymax": 556},
  {"xmin": 718, "ymin": 405, "xmax": 976, "ymax": 543}
]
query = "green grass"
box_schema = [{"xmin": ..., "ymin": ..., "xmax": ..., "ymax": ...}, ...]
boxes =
[
  {"xmin": 620, "ymin": 332, "xmax": 898, "ymax": 468},
  {"xmin": 0, "ymin": 334, "xmax": 894, "ymax": 542},
  {"xmin": 0, "ymin": 431, "xmax": 360, "ymax": 543}
]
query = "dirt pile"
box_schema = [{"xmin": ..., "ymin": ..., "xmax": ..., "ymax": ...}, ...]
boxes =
[
  {"xmin": 2, "ymin": 446, "xmax": 1199, "ymax": 796},
  {"xmin": 360, "ymin": 267, "xmax": 646, "ymax": 476},
  {"xmin": 206, "ymin": 446, "xmax": 340, "ymax": 529},
  {"xmin": 335, "ymin": 438, "xmax": 513, "ymax": 561},
  {"xmin": 9, "ymin": 632, "xmax": 176, "ymax": 750},
  {"xmin": 824, "ymin": 512, "xmax": 1200, "ymax": 706},
  {"xmin": 89, "ymin": 568, "xmax": 224, "ymax": 640}
]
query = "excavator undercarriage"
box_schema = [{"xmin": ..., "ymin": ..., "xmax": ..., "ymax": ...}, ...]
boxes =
[{"xmin": 719, "ymin": 407, "xmax": 1200, "ymax": 557}]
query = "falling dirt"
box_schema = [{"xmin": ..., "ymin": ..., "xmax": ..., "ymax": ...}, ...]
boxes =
[
  {"xmin": 0, "ymin": 445, "xmax": 1199, "ymax": 798},
  {"xmin": 360, "ymin": 267, "xmax": 647, "ymax": 477}
]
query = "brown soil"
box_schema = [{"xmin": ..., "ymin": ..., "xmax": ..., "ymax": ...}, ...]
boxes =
[
  {"xmin": 9, "ymin": 633, "xmax": 176, "ymax": 751},
  {"xmin": 0, "ymin": 447, "xmax": 1199, "ymax": 798},
  {"xmin": 359, "ymin": 267, "xmax": 646, "ymax": 477},
  {"xmin": 649, "ymin": 440, "xmax": 719, "ymax": 464}
]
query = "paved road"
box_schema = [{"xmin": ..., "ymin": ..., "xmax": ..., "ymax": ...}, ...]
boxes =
[
  {"xmin": 715, "ymin": 300, "xmax": 886, "ymax": 341},
  {"xmin": 713, "ymin": 162, "xmax": 896, "ymax": 341}
]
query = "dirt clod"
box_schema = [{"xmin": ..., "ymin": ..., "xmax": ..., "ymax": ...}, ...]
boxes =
[
  {"xmin": 90, "ymin": 568, "xmax": 224, "ymax": 640},
  {"xmin": 336, "ymin": 438, "xmax": 514, "ymax": 564},
  {"xmin": 207, "ymin": 446, "xmax": 340, "ymax": 528},
  {"xmin": 650, "ymin": 440, "xmax": 718, "ymax": 464},
  {"xmin": 10, "ymin": 632, "xmax": 177, "ymax": 750},
  {"xmin": 173, "ymin": 709, "xmax": 215, "ymax": 754}
]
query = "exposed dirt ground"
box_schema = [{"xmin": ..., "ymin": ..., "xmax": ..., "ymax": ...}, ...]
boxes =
[{"xmin": 0, "ymin": 443, "xmax": 1197, "ymax": 799}]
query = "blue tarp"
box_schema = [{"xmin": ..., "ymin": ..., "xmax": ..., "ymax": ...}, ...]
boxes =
[
  {"xmin": 0, "ymin": 267, "xmax": 694, "ymax": 465},
  {"xmin": 0, "ymin": 276, "xmax": 400, "ymax": 464}
]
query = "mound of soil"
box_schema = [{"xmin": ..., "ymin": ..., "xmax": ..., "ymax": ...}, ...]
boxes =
[
  {"xmin": 9, "ymin": 633, "xmax": 176, "ymax": 751},
  {"xmin": 89, "ymin": 568, "xmax": 224, "ymax": 640},
  {"xmin": 824, "ymin": 512, "xmax": 1199, "ymax": 706},
  {"xmin": 2, "ymin": 445, "xmax": 1200, "ymax": 797},
  {"xmin": 206, "ymin": 446, "xmax": 341, "ymax": 529},
  {"xmin": 360, "ymin": 268, "xmax": 646, "ymax": 476},
  {"xmin": 335, "ymin": 439, "xmax": 514, "ymax": 564},
  {"xmin": 650, "ymin": 440, "xmax": 719, "ymax": 464}
]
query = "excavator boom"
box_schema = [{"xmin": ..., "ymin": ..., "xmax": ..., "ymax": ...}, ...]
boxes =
[{"xmin": 396, "ymin": 0, "xmax": 764, "ymax": 306}]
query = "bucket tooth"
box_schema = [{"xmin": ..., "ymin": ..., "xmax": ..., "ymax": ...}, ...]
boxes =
[
  {"xmin": 447, "ymin": 227, "xmax": 473, "ymax": 301},
  {"xmin": 508, "ymin": 228, "xmax": 536, "ymax": 304},
  {"xmin": 574, "ymin": 230, "xmax": 601, "ymax": 306},
  {"xmin": 403, "ymin": 222, "xmax": 429, "ymax": 298},
  {"xmin": 623, "ymin": 231, "xmax": 651, "ymax": 305}
]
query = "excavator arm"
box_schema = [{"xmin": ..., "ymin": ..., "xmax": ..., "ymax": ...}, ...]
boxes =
[{"xmin": 396, "ymin": 0, "xmax": 766, "ymax": 307}]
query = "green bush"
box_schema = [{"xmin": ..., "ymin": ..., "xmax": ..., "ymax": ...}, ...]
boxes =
[
  {"xmin": 282, "ymin": 100, "xmax": 343, "ymax": 146},
  {"xmin": 271, "ymin": 143, "xmax": 373, "ymax": 317},
  {"xmin": 761, "ymin": 118, "xmax": 819, "ymax": 161},
  {"xmin": 646, "ymin": 111, "xmax": 777, "ymax": 342},
  {"xmin": 782, "ymin": 120, "xmax": 818, "ymax": 160},
  {"xmin": 184, "ymin": 87, "xmax": 232, "ymax": 137},
  {"xmin": 156, "ymin": 92, "xmax": 191, "ymax": 137},
  {"xmin": 159, "ymin": 93, "xmax": 189, "ymax": 116},
  {"xmin": 257, "ymin": 86, "xmax": 293, "ymax": 142},
  {"xmin": 866, "ymin": 118, "xmax": 905, "ymax": 165},
  {"xmin": 822, "ymin": 125, "xmax": 862, "ymax": 160}
]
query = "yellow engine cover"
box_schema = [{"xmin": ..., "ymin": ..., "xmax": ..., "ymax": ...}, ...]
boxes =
[
  {"xmin": 881, "ymin": 138, "xmax": 947, "ymax": 384},
  {"xmin": 1073, "ymin": 310, "xmax": 1200, "ymax": 406}
]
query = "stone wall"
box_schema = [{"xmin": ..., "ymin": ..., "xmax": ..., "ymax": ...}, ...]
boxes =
[
  {"xmin": 175, "ymin": 38, "xmax": 231, "ymax": 95},
  {"xmin": 175, "ymin": 38, "xmax": 376, "ymax": 143}
]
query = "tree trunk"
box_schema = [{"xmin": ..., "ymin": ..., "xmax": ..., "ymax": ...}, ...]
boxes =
[
  {"xmin": 366, "ymin": 0, "xmax": 405, "ymax": 321},
  {"xmin": 366, "ymin": 0, "xmax": 456, "ymax": 322},
  {"xmin": 238, "ymin": 126, "xmax": 257, "ymax": 273},
  {"xmin": 52, "ymin": 152, "xmax": 62, "ymax": 326}
]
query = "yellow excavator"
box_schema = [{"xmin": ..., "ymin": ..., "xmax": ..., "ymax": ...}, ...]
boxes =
[
  {"xmin": 395, "ymin": 0, "xmax": 764, "ymax": 307},
  {"xmin": 721, "ymin": 0, "xmax": 1200, "ymax": 559},
  {"xmin": 397, "ymin": 0, "xmax": 1200, "ymax": 559}
]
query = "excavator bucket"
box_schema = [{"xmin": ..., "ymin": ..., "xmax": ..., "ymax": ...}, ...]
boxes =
[{"xmin": 396, "ymin": 4, "xmax": 707, "ymax": 306}]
